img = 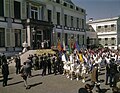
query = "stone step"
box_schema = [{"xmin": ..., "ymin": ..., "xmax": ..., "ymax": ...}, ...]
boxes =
[{"xmin": 36, "ymin": 49, "xmax": 56, "ymax": 55}]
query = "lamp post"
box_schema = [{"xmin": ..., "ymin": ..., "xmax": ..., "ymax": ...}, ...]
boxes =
[{"xmin": 32, "ymin": 28, "xmax": 36, "ymax": 49}]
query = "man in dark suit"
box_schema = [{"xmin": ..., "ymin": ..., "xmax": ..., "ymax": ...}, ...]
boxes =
[
  {"xmin": 15, "ymin": 56, "xmax": 21, "ymax": 74},
  {"xmin": 109, "ymin": 58, "xmax": 118, "ymax": 87},
  {"xmin": 42, "ymin": 54, "xmax": 47, "ymax": 76},
  {"xmin": 2, "ymin": 62, "xmax": 9, "ymax": 87},
  {"xmin": 47, "ymin": 53, "xmax": 51, "ymax": 74},
  {"xmin": 105, "ymin": 62, "xmax": 110, "ymax": 85}
]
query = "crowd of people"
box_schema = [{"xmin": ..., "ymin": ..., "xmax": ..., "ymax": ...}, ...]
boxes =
[{"xmin": 0, "ymin": 47, "xmax": 120, "ymax": 92}]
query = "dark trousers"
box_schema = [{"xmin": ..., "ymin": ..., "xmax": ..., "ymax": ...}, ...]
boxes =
[
  {"xmin": 16, "ymin": 67, "xmax": 21, "ymax": 74},
  {"xmin": 59, "ymin": 62, "xmax": 64, "ymax": 74},
  {"xmin": 48, "ymin": 65, "xmax": 51, "ymax": 74},
  {"xmin": 110, "ymin": 74, "xmax": 114, "ymax": 87},
  {"xmin": 3, "ymin": 75, "xmax": 8, "ymax": 86},
  {"xmin": 105, "ymin": 73, "xmax": 110, "ymax": 84},
  {"xmin": 42, "ymin": 67, "xmax": 46, "ymax": 76},
  {"xmin": 54, "ymin": 65, "xmax": 57, "ymax": 75},
  {"xmin": 28, "ymin": 67, "xmax": 32, "ymax": 77}
]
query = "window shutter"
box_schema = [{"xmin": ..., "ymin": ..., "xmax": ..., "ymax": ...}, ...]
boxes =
[
  {"xmin": 21, "ymin": 29, "xmax": 26, "ymax": 43},
  {"xmin": 5, "ymin": 29, "xmax": 11, "ymax": 47},
  {"xmin": 22, "ymin": 2, "xmax": 26, "ymax": 19},
  {"xmin": 11, "ymin": 29, "xmax": 15, "ymax": 46},
  {"xmin": 5, "ymin": 0, "xmax": 9, "ymax": 17},
  {"xmin": 11, "ymin": 0, "xmax": 14, "ymax": 18}
]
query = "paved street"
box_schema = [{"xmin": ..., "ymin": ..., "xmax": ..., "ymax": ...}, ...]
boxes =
[{"xmin": 0, "ymin": 67, "xmax": 113, "ymax": 93}]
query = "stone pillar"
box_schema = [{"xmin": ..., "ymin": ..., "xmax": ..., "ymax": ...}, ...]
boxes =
[{"xmin": 27, "ymin": 25, "xmax": 31, "ymax": 47}]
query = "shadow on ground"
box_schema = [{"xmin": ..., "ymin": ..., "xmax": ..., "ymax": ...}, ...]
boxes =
[
  {"xmin": 7, "ymin": 80, "xmax": 23, "ymax": 86},
  {"xmin": 29, "ymin": 82, "xmax": 43, "ymax": 89},
  {"xmin": 0, "ymin": 77, "xmax": 13, "ymax": 82}
]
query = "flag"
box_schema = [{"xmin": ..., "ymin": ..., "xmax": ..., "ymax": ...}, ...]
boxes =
[
  {"xmin": 62, "ymin": 40, "xmax": 66, "ymax": 51},
  {"xmin": 68, "ymin": 44, "xmax": 72, "ymax": 54},
  {"xmin": 78, "ymin": 53, "xmax": 84, "ymax": 63},
  {"xmin": 57, "ymin": 39, "xmax": 62, "ymax": 51},
  {"xmin": 75, "ymin": 41, "xmax": 80, "ymax": 51}
]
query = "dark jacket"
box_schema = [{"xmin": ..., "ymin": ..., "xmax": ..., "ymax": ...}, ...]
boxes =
[
  {"xmin": 106, "ymin": 64, "xmax": 110, "ymax": 74},
  {"xmin": 2, "ymin": 63, "xmax": 9, "ymax": 76}
]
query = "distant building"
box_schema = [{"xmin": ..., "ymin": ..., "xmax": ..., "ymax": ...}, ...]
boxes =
[
  {"xmin": 87, "ymin": 17, "xmax": 120, "ymax": 50},
  {"xmin": 0, "ymin": 0, "xmax": 86, "ymax": 52},
  {"xmin": 86, "ymin": 24, "xmax": 97, "ymax": 49}
]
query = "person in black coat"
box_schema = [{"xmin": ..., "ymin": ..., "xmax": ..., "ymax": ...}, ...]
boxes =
[
  {"xmin": 1, "ymin": 53, "xmax": 7, "ymax": 64},
  {"xmin": 53, "ymin": 54, "xmax": 57, "ymax": 75},
  {"xmin": 15, "ymin": 56, "xmax": 21, "ymax": 74},
  {"xmin": 2, "ymin": 62, "xmax": 9, "ymax": 87},
  {"xmin": 109, "ymin": 58, "xmax": 118, "ymax": 87},
  {"xmin": 47, "ymin": 54, "xmax": 51, "ymax": 74},
  {"xmin": 40, "ymin": 55, "xmax": 43, "ymax": 69},
  {"xmin": 105, "ymin": 62, "xmax": 110, "ymax": 85},
  {"xmin": 42, "ymin": 54, "xmax": 47, "ymax": 76}
]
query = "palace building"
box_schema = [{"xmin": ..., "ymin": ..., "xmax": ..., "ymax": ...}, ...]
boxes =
[{"xmin": 0, "ymin": 0, "xmax": 86, "ymax": 52}]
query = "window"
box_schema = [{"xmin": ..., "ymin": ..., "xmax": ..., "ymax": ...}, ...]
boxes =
[
  {"xmin": 82, "ymin": 19, "xmax": 84, "ymax": 28},
  {"xmin": 98, "ymin": 26, "xmax": 101, "ymax": 29},
  {"xmin": 48, "ymin": 9, "xmax": 52, "ymax": 22},
  {"xmin": 64, "ymin": 14, "xmax": 67, "ymax": 26},
  {"xmin": 0, "ymin": 28, "xmax": 5, "ymax": 47},
  {"xmin": 81, "ymin": 9, "xmax": 84, "ymax": 13},
  {"xmin": 76, "ymin": 7, "xmax": 79, "ymax": 11},
  {"xmin": 82, "ymin": 35, "xmax": 84, "ymax": 45},
  {"xmin": 71, "ymin": 16, "xmax": 73, "ymax": 27},
  {"xmin": 111, "ymin": 24, "xmax": 114, "ymax": 27},
  {"xmin": 105, "ymin": 38, "xmax": 108, "ymax": 45},
  {"xmin": 111, "ymin": 38, "xmax": 115, "ymax": 45},
  {"xmin": 15, "ymin": 29, "xmax": 21, "ymax": 47},
  {"xmin": 105, "ymin": 43, "xmax": 108, "ymax": 45},
  {"xmin": 70, "ymin": 5, "xmax": 73, "ymax": 9},
  {"xmin": 104, "ymin": 25, "xmax": 108, "ymax": 32},
  {"xmin": 63, "ymin": 2, "xmax": 67, "ymax": 6},
  {"xmin": 105, "ymin": 38, "xmax": 108, "ymax": 40},
  {"xmin": 111, "ymin": 24, "xmax": 116, "ymax": 31},
  {"xmin": 31, "ymin": 6, "xmax": 38, "ymax": 20},
  {"xmin": 0, "ymin": 0, "xmax": 4, "ymax": 16},
  {"xmin": 56, "ymin": 0, "xmax": 60, "ymax": 3},
  {"xmin": 65, "ymin": 33, "xmax": 68, "ymax": 45},
  {"xmin": 104, "ymin": 25, "xmax": 108, "ymax": 28},
  {"xmin": 57, "ymin": 12, "xmax": 60, "ymax": 25},
  {"xmin": 14, "ymin": 1, "xmax": 21, "ymax": 19},
  {"xmin": 98, "ymin": 38, "xmax": 101, "ymax": 44},
  {"xmin": 57, "ymin": 33, "xmax": 61, "ymax": 38},
  {"xmin": 77, "ymin": 18, "xmax": 79, "ymax": 28}
]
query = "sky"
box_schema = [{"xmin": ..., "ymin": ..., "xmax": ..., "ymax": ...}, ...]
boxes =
[{"xmin": 72, "ymin": 0, "xmax": 120, "ymax": 21}]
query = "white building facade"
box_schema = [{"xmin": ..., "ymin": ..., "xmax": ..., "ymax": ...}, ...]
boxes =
[
  {"xmin": 0, "ymin": 0, "xmax": 26, "ymax": 52},
  {"xmin": 87, "ymin": 17, "xmax": 120, "ymax": 50},
  {"xmin": 46, "ymin": 0, "xmax": 86, "ymax": 48},
  {"xmin": 0, "ymin": 0, "xmax": 86, "ymax": 52}
]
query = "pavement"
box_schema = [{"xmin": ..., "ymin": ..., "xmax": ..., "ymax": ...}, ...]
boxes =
[{"xmin": 0, "ymin": 67, "xmax": 113, "ymax": 93}]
